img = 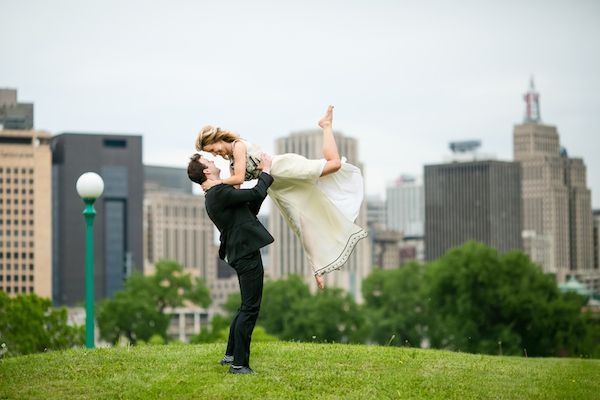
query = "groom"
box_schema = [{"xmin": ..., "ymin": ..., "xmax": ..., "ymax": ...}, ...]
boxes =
[{"xmin": 187, "ymin": 153, "xmax": 274, "ymax": 374}]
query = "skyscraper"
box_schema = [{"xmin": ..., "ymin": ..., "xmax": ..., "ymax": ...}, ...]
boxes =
[
  {"xmin": 513, "ymin": 79, "xmax": 596, "ymax": 290},
  {"xmin": 425, "ymin": 160, "xmax": 522, "ymax": 260},
  {"xmin": 0, "ymin": 89, "xmax": 33, "ymax": 130},
  {"xmin": 268, "ymin": 130, "xmax": 370, "ymax": 301},
  {"xmin": 593, "ymin": 210, "xmax": 600, "ymax": 274},
  {"xmin": 52, "ymin": 133, "xmax": 143, "ymax": 305},
  {"xmin": 0, "ymin": 129, "xmax": 52, "ymax": 297},
  {"xmin": 386, "ymin": 175, "xmax": 424, "ymax": 237}
]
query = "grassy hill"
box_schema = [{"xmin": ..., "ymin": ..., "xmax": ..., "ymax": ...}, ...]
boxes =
[{"xmin": 1, "ymin": 342, "xmax": 598, "ymax": 399}]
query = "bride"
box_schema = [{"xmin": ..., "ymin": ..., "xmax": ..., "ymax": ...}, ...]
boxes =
[{"xmin": 196, "ymin": 106, "xmax": 367, "ymax": 289}]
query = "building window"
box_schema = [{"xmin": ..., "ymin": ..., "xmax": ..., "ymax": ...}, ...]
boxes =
[{"xmin": 104, "ymin": 139, "xmax": 127, "ymax": 148}]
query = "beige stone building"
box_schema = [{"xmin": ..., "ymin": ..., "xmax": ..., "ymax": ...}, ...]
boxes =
[
  {"xmin": 0, "ymin": 129, "xmax": 52, "ymax": 297},
  {"xmin": 514, "ymin": 80, "xmax": 596, "ymax": 291},
  {"xmin": 268, "ymin": 130, "xmax": 371, "ymax": 302}
]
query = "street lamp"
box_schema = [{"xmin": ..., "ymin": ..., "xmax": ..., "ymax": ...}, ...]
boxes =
[{"xmin": 76, "ymin": 172, "xmax": 104, "ymax": 349}]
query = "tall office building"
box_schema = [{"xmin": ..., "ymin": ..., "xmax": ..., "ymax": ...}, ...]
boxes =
[
  {"xmin": 0, "ymin": 129, "xmax": 52, "ymax": 297},
  {"xmin": 0, "ymin": 89, "xmax": 33, "ymax": 130},
  {"xmin": 593, "ymin": 210, "xmax": 600, "ymax": 277},
  {"xmin": 143, "ymin": 165, "xmax": 238, "ymax": 313},
  {"xmin": 386, "ymin": 175, "xmax": 424, "ymax": 237},
  {"xmin": 425, "ymin": 160, "xmax": 522, "ymax": 260},
  {"xmin": 514, "ymin": 79, "xmax": 596, "ymax": 289},
  {"xmin": 52, "ymin": 133, "xmax": 143, "ymax": 305},
  {"xmin": 268, "ymin": 130, "xmax": 370, "ymax": 302}
]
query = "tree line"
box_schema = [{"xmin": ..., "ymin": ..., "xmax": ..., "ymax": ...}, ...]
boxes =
[{"xmin": 1, "ymin": 242, "xmax": 599, "ymax": 358}]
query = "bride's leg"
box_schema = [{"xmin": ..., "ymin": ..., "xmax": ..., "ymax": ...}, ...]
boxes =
[
  {"xmin": 319, "ymin": 105, "xmax": 341, "ymax": 177},
  {"xmin": 315, "ymin": 273, "xmax": 325, "ymax": 289}
]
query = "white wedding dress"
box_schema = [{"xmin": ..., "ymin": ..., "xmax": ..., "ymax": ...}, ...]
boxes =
[{"xmin": 236, "ymin": 140, "xmax": 368, "ymax": 276}]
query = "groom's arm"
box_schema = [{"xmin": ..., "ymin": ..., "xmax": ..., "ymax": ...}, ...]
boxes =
[
  {"xmin": 248, "ymin": 154, "xmax": 274, "ymax": 215},
  {"xmin": 220, "ymin": 172, "xmax": 274, "ymax": 209},
  {"xmin": 248, "ymin": 172, "xmax": 273, "ymax": 215}
]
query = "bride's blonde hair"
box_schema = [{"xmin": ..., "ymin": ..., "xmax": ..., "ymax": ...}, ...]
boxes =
[{"xmin": 195, "ymin": 126, "xmax": 240, "ymax": 152}]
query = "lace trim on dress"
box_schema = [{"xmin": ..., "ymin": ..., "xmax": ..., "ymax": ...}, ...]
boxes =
[{"xmin": 313, "ymin": 228, "xmax": 369, "ymax": 276}]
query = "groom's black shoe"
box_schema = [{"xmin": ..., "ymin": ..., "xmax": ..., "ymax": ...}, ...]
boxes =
[
  {"xmin": 219, "ymin": 355, "xmax": 233, "ymax": 366},
  {"xmin": 229, "ymin": 366, "xmax": 255, "ymax": 374}
]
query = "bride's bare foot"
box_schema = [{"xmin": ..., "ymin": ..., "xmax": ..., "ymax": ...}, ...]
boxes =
[
  {"xmin": 318, "ymin": 105, "xmax": 334, "ymax": 128},
  {"xmin": 315, "ymin": 274, "xmax": 325, "ymax": 289}
]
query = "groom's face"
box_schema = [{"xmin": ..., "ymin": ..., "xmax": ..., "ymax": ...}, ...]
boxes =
[{"xmin": 200, "ymin": 155, "xmax": 221, "ymax": 177}]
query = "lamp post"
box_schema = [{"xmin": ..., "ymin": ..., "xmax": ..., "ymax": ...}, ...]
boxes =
[{"xmin": 76, "ymin": 172, "xmax": 104, "ymax": 349}]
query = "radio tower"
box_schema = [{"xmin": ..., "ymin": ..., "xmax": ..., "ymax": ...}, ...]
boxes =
[{"xmin": 523, "ymin": 76, "xmax": 541, "ymax": 123}]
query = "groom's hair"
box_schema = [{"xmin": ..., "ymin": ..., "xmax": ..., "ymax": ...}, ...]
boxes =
[{"xmin": 187, "ymin": 153, "xmax": 208, "ymax": 184}]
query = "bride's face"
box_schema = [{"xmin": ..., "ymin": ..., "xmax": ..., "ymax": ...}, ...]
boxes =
[{"xmin": 203, "ymin": 141, "xmax": 230, "ymax": 157}]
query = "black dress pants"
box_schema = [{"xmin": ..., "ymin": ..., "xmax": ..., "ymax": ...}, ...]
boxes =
[{"xmin": 225, "ymin": 250, "xmax": 264, "ymax": 367}]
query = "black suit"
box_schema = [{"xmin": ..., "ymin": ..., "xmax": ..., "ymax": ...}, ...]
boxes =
[{"xmin": 204, "ymin": 172, "xmax": 274, "ymax": 368}]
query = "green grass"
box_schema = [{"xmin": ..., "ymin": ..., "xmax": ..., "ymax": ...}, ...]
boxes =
[{"xmin": 1, "ymin": 342, "xmax": 598, "ymax": 399}]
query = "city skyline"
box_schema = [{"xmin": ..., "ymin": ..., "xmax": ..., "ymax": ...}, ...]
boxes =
[{"xmin": 1, "ymin": 1, "xmax": 599, "ymax": 207}]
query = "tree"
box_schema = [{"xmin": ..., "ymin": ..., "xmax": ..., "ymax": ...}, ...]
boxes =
[
  {"xmin": 425, "ymin": 241, "xmax": 597, "ymax": 357},
  {"xmin": 362, "ymin": 262, "xmax": 428, "ymax": 347},
  {"xmin": 281, "ymin": 287, "xmax": 368, "ymax": 343},
  {"xmin": 97, "ymin": 260, "xmax": 211, "ymax": 345},
  {"xmin": 0, "ymin": 291, "xmax": 84, "ymax": 357},
  {"xmin": 258, "ymin": 275, "xmax": 310, "ymax": 335}
]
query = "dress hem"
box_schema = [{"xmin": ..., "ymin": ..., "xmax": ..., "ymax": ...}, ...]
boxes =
[{"xmin": 313, "ymin": 228, "xmax": 369, "ymax": 276}]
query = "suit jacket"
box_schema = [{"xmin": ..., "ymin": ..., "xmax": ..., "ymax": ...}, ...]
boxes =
[{"xmin": 204, "ymin": 172, "xmax": 274, "ymax": 265}]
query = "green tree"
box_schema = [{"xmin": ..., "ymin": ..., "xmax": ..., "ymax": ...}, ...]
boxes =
[
  {"xmin": 425, "ymin": 241, "xmax": 597, "ymax": 357},
  {"xmin": 362, "ymin": 262, "xmax": 428, "ymax": 347},
  {"xmin": 280, "ymin": 287, "xmax": 368, "ymax": 343},
  {"xmin": 97, "ymin": 260, "xmax": 211, "ymax": 345},
  {"xmin": 258, "ymin": 275, "xmax": 310, "ymax": 335},
  {"xmin": 0, "ymin": 291, "xmax": 84, "ymax": 357}
]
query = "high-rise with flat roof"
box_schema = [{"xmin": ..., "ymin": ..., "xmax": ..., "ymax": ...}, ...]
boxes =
[
  {"xmin": 268, "ymin": 130, "xmax": 370, "ymax": 301},
  {"xmin": 514, "ymin": 79, "xmax": 596, "ymax": 290},
  {"xmin": 425, "ymin": 160, "xmax": 523, "ymax": 260},
  {"xmin": 593, "ymin": 210, "xmax": 600, "ymax": 274},
  {"xmin": 386, "ymin": 175, "xmax": 424, "ymax": 237},
  {"xmin": 52, "ymin": 133, "xmax": 143, "ymax": 305},
  {"xmin": 0, "ymin": 89, "xmax": 33, "ymax": 130},
  {"xmin": 0, "ymin": 129, "xmax": 52, "ymax": 297}
]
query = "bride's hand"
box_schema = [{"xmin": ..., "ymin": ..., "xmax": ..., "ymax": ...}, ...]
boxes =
[
  {"xmin": 201, "ymin": 178, "xmax": 221, "ymax": 191},
  {"xmin": 258, "ymin": 153, "xmax": 272, "ymax": 173}
]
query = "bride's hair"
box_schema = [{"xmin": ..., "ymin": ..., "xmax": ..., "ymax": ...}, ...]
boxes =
[{"xmin": 195, "ymin": 125, "xmax": 240, "ymax": 152}]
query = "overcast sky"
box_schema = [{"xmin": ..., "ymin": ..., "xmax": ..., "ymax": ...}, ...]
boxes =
[{"xmin": 2, "ymin": 0, "xmax": 599, "ymax": 207}]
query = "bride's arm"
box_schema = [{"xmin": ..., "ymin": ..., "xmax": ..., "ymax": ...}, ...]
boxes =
[{"xmin": 220, "ymin": 141, "xmax": 247, "ymax": 186}]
